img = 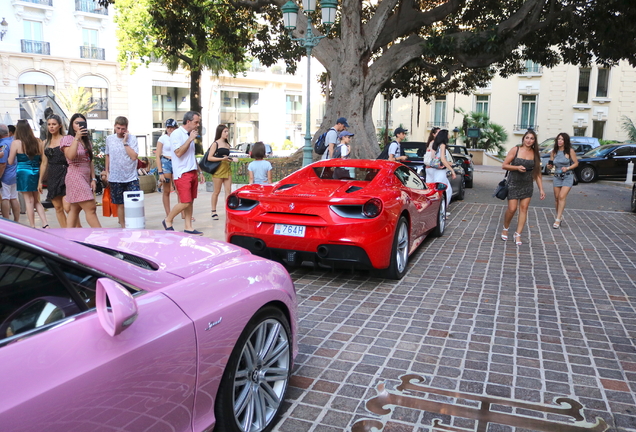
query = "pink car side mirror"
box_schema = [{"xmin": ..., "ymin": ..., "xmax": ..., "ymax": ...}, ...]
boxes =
[{"xmin": 96, "ymin": 278, "xmax": 138, "ymax": 337}]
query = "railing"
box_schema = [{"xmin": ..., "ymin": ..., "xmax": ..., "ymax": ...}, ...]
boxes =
[
  {"xmin": 75, "ymin": 0, "xmax": 108, "ymax": 14},
  {"xmin": 514, "ymin": 124, "xmax": 539, "ymax": 132},
  {"xmin": 80, "ymin": 46, "xmax": 105, "ymax": 60},
  {"xmin": 376, "ymin": 119, "xmax": 393, "ymax": 128},
  {"xmin": 523, "ymin": 64, "xmax": 543, "ymax": 74},
  {"xmin": 427, "ymin": 121, "xmax": 449, "ymax": 128},
  {"xmin": 24, "ymin": 0, "xmax": 53, "ymax": 5},
  {"xmin": 21, "ymin": 40, "xmax": 50, "ymax": 55}
]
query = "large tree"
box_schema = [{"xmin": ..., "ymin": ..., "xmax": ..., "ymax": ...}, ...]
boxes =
[
  {"xmin": 114, "ymin": 0, "xmax": 255, "ymax": 113},
  {"xmin": 103, "ymin": 0, "xmax": 636, "ymax": 158}
]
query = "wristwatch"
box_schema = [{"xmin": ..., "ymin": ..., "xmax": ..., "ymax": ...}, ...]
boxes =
[{"xmin": 123, "ymin": 143, "xmax": 129, "ymax": 147}]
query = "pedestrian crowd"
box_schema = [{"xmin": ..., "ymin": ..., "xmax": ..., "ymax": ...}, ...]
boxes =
[{"xmin": 1, "ymin": 110, "xmax": 572, "ymax": 244}]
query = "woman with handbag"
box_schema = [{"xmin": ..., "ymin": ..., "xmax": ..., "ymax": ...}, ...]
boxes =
[
  {"xmin": 546, "ymin": 133, "xmax": 578, "ymax": 229},
  {"xmin": 500, "ymin": 130, "xmax": 545, "ymax": 245},
  {"xmin": 425, "ymin": 129, "xmax": 456, "ymax": 211},
  {"xmin": 209, "ymin": 124, "xmax": 235, "ymax": 220}
]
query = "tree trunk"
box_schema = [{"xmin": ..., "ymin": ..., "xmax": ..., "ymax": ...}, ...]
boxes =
[{"xmin": 190, "ymin": 68, "xmax": 202, "ymax": 113}]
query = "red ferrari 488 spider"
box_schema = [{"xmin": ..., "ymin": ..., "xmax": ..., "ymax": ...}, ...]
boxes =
[{"xmin": 226, "ymin": 159, "xmax": 448, "ymax": 279}]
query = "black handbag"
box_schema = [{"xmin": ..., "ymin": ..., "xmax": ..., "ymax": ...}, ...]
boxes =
[
  {"xmin": 198, "ymin": 144, "xmax": 230, "ymax": 174},
  {"xmin": 493, "ymin": 172, "xmax": 509, "ymax": 200}
]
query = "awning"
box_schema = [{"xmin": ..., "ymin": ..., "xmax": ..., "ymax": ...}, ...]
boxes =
[
  {"xmin": 87, "ymin": 119, "xmax": 112, "ymax": 131},
  {"xmin": 78, "ymin": 75, "xmax": 108, "ymax": 89},
  {"xmin": 18, "ymin": 71, "xmax": 55, "ymax": 86},
  {"xmin": 152, "ymin": 80, "xmax": 189, "ymax": 88}
]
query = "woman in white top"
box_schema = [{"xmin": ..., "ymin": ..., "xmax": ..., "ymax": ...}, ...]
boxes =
[
  {"xmin": 425, "ymin": 129, "xmax": 456, "ymax": 210},
  {"xmin": 155, "ymin": 119, "xmax": 178, "ymax": 216}
]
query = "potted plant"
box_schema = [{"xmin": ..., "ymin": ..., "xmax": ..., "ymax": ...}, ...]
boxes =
[{"xmin": 202, "ymin": 171, "xmax": 214, "ymax": 192}]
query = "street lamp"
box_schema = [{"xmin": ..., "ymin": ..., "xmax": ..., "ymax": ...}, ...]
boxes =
[
  {"xmin": 0, "ymin": 18, "xmax": 8, "ymax": 41},
  {"xmin": 452, "ymin": 127, "xmax": 459, "ymax": 145},
  {"xmin": 281, "ymin": 0, "xmax": 337, "ymax": 166}
]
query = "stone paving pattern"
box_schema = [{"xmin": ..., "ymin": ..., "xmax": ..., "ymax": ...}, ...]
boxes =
[{"xmin": 274, "ymin": 202, "xmax": 636, "ymax": 432}]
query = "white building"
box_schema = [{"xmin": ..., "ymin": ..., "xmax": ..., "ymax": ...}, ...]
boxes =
[
  {"xmin": 379, "ymin": 60, "xmax": 636, "ymax": 152},
  {"xmin": 0, "ymin": 0, "xmax": 320, "ymax": 156}
]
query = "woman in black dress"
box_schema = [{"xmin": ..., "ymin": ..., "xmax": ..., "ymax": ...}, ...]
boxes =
[
  {"xmin": 500, "ymin": 130, "xmax": 546, "ymax": 245},
  {"xmin": 38, "ymin": 114, "xmax": 69, "ymax": 227}
]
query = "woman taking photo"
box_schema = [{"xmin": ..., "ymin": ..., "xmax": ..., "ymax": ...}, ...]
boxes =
[
  {"xmin": 546, "ymin": 133, "xmax": 578, "ymax": 229},
  {"xmin": 38, "ymin": 114, "xmax": 70, "ymax": 227},
  {"xmin": 8, "ymin": 120, "xmax": 49, "ymax": 228},
  {"xmin": 209, "ymin": 124, "xmax": 234, "ymax": 221},
  {"xmin": 500, "ymin": 130, "xmax": 546, "ymax": 245},
  {"xmin": 425, "ymin": 129, "xmax": 456, "ymax": 211},
  {"xmin": 61, "ymin": 113, "xmax": 101, "ymax": 228}
]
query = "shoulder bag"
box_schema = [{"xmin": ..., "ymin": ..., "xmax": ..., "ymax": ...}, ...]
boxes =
[
  {"xmin": 428, "ymin": 147, "xmax": 444, "ymax": 169},
  {"xmin": 199, "ymin": 142, "xmax": 221, "ymax": 174},
  {"xmin": 493, "ymin": 171, "xmax": 509, "ymax": 200}
]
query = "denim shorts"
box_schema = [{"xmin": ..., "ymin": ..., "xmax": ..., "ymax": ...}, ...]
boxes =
[
  {"xmin": 553, "ymin": 171, "xmax": 574, "ymax": 188},
  {"xmin": 109, "ymin": 179, "xmax": 141, "ymax": 205},
  {"xmin": 161, "ymin": 157, "xmax": 173, "ymax": 174}
]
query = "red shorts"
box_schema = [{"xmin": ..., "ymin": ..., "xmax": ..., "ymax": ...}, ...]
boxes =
[{"xmin": 174, "ymin": 170, "xmax": 198, "ymax": 203}]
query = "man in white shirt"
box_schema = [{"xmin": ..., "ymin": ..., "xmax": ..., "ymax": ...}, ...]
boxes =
[
  {"xmin": 163, "ymin": 111, "xmax": 204, "ymax": 235},
  {"xmin": 388, "ymin": 127, "xmax": 409, "ymax": 162},
  {"xmin": 105, "ymin": 116, "xmax": 139, "ymax": 228}
]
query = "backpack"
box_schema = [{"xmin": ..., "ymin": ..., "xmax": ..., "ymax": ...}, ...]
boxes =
[
  {"xmin": 377, "ymin": 141, "xmax": 396, "ymax": 159},
  {"xmin": 314, "ymin": 128, "xmax": 335, "ymax": 155}
]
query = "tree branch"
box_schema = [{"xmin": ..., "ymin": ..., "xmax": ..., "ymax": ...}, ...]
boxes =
[{"xmin": 372, "ymin": 0, "xmax": 466, "ymax": 51}]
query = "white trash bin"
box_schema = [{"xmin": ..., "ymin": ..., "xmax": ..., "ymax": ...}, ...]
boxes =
[{"xmin": 123, "ymin": 191, "xmax": 145, "ymax": 229}]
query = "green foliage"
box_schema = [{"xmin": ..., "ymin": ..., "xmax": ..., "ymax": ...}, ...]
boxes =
[
  {"xmin": 92, "ymin": 136, "xmax": 106, "ymax": 174},
  {"xmin": 52, "ymin": 87, "xmax": 97, "ymax": 117},
  {"xmin": 620, "ymin": 116, "xmax": 636, "ymax": 141},
  {"xmin": 454, "ymin": 108, "xmax": 508, "ymax": 154}
]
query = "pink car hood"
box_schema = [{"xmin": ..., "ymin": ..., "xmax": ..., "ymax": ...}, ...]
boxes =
[{"xmin": 50, "ymin": 228, "xmax": 251, "ymax": 281}]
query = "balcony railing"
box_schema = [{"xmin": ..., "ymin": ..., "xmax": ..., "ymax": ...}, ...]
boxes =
[
  {"xmin": 427, "ymin": 121, "xmax": 449, "ymax": 129},
  {"xmin": 514, "ymin": 124, "xmax": 539, "ymax": 132},
  {"xmin": 21, "ymin": 40, "xmax": 50, "ymax": 55},
  {"xmin": 24, "ymin": 0, "xmax": 53, "ymax": 5},
  {"xmin": 80, "ymin": 46, "xmax": 105, "ymax": 60},
  {"xmin": 75, "ymin": 0, "xmax": 108, "ymax": 14},
  {"xmin": 376, "ymin": 119, "xmax": 394, "ymax": 128}
]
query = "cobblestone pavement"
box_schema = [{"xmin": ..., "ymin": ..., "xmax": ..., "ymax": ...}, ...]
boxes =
[{"xmin": 275, "ymin": 202, "xmax": 636, "ymax": 432}]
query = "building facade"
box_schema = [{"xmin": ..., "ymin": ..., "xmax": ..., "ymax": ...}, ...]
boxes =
[
  {"xmin": 0, "ymin": 0, "xmax": 315, "ymax": 156},
  {"xmin": 377, "ymin": 60, "xmax": 636, "ymax": 151}
]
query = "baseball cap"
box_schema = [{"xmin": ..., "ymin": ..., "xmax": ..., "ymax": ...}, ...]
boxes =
[
  {"xmin": 338, "ymin": 131, "xmax": 354, "ymax": 139},
  {"xmin": 336, "ymin": 117, "xmax": 349, "ymax": 127},
  {"xmin": 165, "ymin": 119, "xmax": 178, "ymax": 128},
  {"xmin": 394, "ymin": 127, "xmax": 408, "ymax": 136}
]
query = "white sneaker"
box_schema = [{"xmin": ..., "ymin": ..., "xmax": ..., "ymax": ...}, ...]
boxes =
[{"xmin": 446, "ymin": 212, "xmax": 451, "ymax": 217}]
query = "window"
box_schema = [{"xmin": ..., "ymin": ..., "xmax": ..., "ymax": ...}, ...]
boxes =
[
  {"xmin": 285, "ymin": 95, "xmax": 302, "ymax": 114},
  {"xmin": 0, "ymin": 242, "xmax": 99, "ymax": 342},
  {"xmin": 82, "ymin": 28, "xmax": 98, "ymax": 47},
  {"xmin": 519, "ymin": 95, "xmax": 537, "ymax": 129},
  {"xmin": 475, "ymin": 95, "xmax": 489, "ymax": 115},
  {"xmin": 23, "ymin": 20, "xmax": 43, "ymax": 41},
  {"xmin": 577, "ymin": 68, "xmax": 591, "ymax": 104},
  {"xmin": 394, "ymin": 166, "xmax": 424, "ymax": 190},
  {"xmin": 573, "ymin": 127, "xmax": 586, "ymax": 137},
  {"xmin": 612, "ymin": 146, "xmax": 632, "ymax": 157},
  {"xmin": 433, "ymin": 96, "xmax": 447, "ymax": 128},
  {"xmin": 596, "ymin": 68, "xmax": 609, "ymax": 98},
  {"xmin": 524, "ymin": 60, "xmax": 541, "ymax": 74},
  {"xmin": 592, "ymin": 121, "xmax": 605, "ymax": 139}
]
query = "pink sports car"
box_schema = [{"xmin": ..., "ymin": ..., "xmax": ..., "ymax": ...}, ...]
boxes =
[{"xmin": 0, "ymin": 220, "xmax": 297, "ymax": 432}]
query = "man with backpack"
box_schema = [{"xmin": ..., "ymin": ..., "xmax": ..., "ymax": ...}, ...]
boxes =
[
  {"xmin": 319, "ymin": 117, "xmax": 349, "ymax": 159},
  {"xmin": 378, "ymin": 127, "xmax": 409, "ymax": 161}
]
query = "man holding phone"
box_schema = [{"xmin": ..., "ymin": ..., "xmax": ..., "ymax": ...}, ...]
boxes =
[{"xmin": 105, "ymin": 116, "xmax": 139, "ymax": 228}]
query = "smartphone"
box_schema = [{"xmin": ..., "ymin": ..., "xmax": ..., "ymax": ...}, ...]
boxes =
[
  {"xmin": 525, "ymin": 167, "xmax": 533, "ymax": 172},
  {"xmin": 78, "ymin": 121, "xmax": 87, "ymax": 130}
]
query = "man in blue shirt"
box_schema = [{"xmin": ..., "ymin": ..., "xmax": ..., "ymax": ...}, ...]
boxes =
[{"xmin": 0, "ymin": 124, "xmax": 20, "ymax": 222}]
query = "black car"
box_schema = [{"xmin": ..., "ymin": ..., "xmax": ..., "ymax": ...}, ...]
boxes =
[
  {"xmin": 574, "ymin": 143, "xmax": 636, "ymax": 183},
  {"xmin": 401, "ymin": 141, "xmax": 466, "ymax": 201},
  {"xmin": 539, "ymin": 138, "xmax": 601, "ymax": 174},
  {"xmin": 631, "ymin": 183, "xmax": 636, "ymax": 212},
  {"xmin": 446, "ymin": 145, "xmax": 474, "ymax": 188}
]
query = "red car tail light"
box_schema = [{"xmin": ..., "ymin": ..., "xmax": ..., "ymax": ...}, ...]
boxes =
[
  {"xmin": 227, "ymin": 195, "xmax": 240, "ymax": 209},
  {"xmin": 362, "ymin": 198, "xmax": 383, "ymax": 218}
]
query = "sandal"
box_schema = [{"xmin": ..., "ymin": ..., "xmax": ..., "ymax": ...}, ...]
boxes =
[
  {"xmin": 42, "ymin": 225, "xmax": 49, "ymax": 229},
  {"xmin": 553, "ymin": 218, "xmax": 561, "ymax": 229},
  {"xmin": 211, "ymin": 211, "xmax": 219, "ymax": 221},
  {"xmin": 513, "ymin": 232, "xmax": 522, "ymax": 246},
  {"xmin": 501, "ymin": 227, "xmax": 509, "ymax": 241}
]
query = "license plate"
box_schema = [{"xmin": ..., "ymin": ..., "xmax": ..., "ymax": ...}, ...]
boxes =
[{"xmin": 274, "ymin": 224, "xmax": 306, "ymax": 237}]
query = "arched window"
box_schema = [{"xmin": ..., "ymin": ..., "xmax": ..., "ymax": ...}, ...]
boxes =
[
  {"xmin": 18, "ymin": 71, "xmax": 55, "ymax": 98},
  {"xmin": 78, "ymin": 75, "xmax": 109, "ymax": 119}
]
